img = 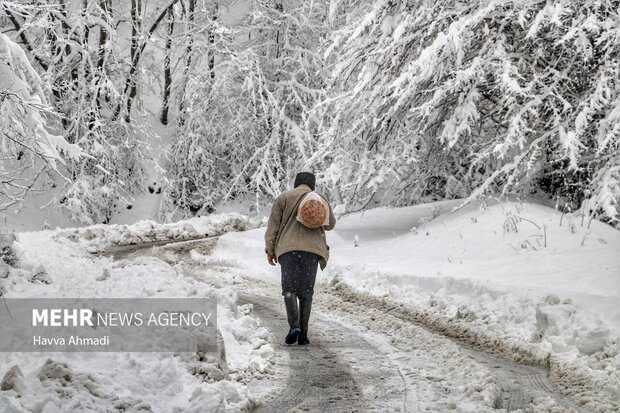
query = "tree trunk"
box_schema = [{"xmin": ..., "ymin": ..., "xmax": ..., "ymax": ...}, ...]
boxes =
[
  {"xmin": 160, "ymin": 7, "xmax": 175, "ymax": 125},
  {"xmin": 131, "ymin": 0, "xmax": 143, "ymax": 63},
  {"xmin": 113, "ymin": 0, "xmax": 181, "ymax": 122},
  {"xmin": 177, "ymin": 0, "xmax": 195, "ymax": 126},
  {"xmin": 81, "ymin": 0, "xmax": 96, "ymax": 131},
  {"xmin": 47, "ymin": 1, "xmax": 72, "ymax": 128},
  {"xmin": 3, "ymin": 7, "xmax": 49, "ymax": 71},
  {"xmin": 95, "ymin": 0, "xmax": 112, "ymax": 112},
  {"xmin": 207, "ymin": 2, "xmax": 218, "ymax": 80},
  {"xmin": 126, "ymin": 0, "xmax": 143, "ymax": 122},
  {"xmin": 97, "ymin": 0, "xmax": 111, "ymax": 71},
  {"xmin": 82, "ymin": 0, "xmax": 90, "ymax": 49},
  {"xmin": 274, "ymin": 1, "xmax": 283, "ymax": 60}
]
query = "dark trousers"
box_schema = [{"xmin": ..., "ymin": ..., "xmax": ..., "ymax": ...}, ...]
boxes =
[{"xmin": 279, "ymin": 251, "xmax": 320, "ymax": 339}]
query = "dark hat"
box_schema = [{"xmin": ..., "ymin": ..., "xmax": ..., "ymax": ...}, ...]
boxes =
[{"xmin": 294, "ymin": 172, "xmax": 316, "ymax": 191}]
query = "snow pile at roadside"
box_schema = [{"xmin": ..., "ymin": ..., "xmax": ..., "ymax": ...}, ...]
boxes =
[
  {"xmin": 1, "ymin": 234, "xmax": 52, "ymax": 296},
  {"xmin": 0, "ymin": 223, "xmax": 274, "ymax": 412},
  {"xmin": 208, "ymin": 199, "xmax": 620, "ymax": 411},
  {"xmin": 332, "ymin": 200, "xmax": 620, "ymax": 411},
  {"xmin": 54, "ymin": 212, "xmax": 261, "ymax": 253}
]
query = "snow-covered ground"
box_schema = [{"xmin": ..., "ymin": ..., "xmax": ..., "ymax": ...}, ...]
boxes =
[
  {"xmin": 2, "ymin": 199, "xmax": 619, "ymax": 412},
  {"xmin": 208, "ymin": 199, "xmax": 620, "ymax": 411},
  {"xmin": 0, "ymin": 214, "xmax": 272, "ymax": 412}
]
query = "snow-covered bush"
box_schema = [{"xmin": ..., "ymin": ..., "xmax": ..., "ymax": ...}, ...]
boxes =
[
  {"xmin": 0, "ymin": 234, "xmax": 18, "ymax": 269},
  {"xmin": 321, "ymin": 0, "xmax": 620, "ymax": 223},
  {"xmin": 62, "ymin": 122, "xmax": 147, "ymax": 224}
]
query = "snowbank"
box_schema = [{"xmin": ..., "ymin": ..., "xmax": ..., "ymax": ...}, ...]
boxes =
[
  {"xmin": 0, "ymin": 213, "xmax": 273, "ymax": 412},
  {"xmin": 54, "ymin": 213, "xmax": 261, "ymax": 253}
]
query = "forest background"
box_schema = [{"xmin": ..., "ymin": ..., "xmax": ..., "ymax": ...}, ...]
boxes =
[{"xmin": 1, "ymin": 0, "xmax": 618, "ymax": 228}]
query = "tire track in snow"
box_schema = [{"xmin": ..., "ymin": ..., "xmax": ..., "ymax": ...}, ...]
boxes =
[
  {"xmin": 239, "ymin": 292, "xmax": 407, "ymax": 413},
  {"xmin": 327, "ymin": 282, "xmax": 592, "ymax": 412},
  {"xmin": 462, "ymin": 348, "xmax": 585, "ymax": 411}
]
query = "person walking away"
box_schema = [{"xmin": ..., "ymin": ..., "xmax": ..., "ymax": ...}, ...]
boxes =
[{"xmin": 264, "ymin": 172, "xmax": 336, "ymax": 345}]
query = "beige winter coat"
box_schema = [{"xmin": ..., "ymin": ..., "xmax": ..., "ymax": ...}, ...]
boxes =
[{"xmin": 264, "ymin": 184, "xmax": 336, "ymax": 270}]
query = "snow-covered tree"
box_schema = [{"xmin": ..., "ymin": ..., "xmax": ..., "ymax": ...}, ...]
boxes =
[
  {"xmin": 162, "ymin": 0, "xmax": 330, "ymax": 218},
  {"xmin": 321, "ymin": 0, "xmax": 620, "ymax": 224},
  {"xmin": 1, "ymin": 1, "xmax": 157, "ymax": 223},
  {"xmin": 0, "ymin": 32, "xmax": 82, "ymax": 211}
]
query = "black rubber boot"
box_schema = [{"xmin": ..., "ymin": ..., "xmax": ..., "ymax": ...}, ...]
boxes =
[
  {"xmin": 284, "ymin": 292, "xmax": 301, "ymax": 344},
  {"xmin": 284, "ymin": 292, "xmax": 300, "ymax": 329},
  {"xmin": 298, "ymin": 295, "xmax": 312, "ymax": 345}
]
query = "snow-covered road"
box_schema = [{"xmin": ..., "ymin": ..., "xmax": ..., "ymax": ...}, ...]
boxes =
[
  {"xmin": 4, "ymin": 202, "xmax": 617, "ymax": 412},
  {"xmin": 240, "ymin": 292, "xmax": 373, "ymax": 413},
  {"xmin": 146, "ymin": 237, "xmax": 589, "ymax": 412},
  {"xmin": 236, "ymin": 286, "xmax": 586, "ymax": 413}
]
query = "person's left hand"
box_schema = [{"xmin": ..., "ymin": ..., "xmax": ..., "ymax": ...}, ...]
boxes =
[{"xmin": 267, "ymin": 255, "xmax": 277, "ymax": 266}]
